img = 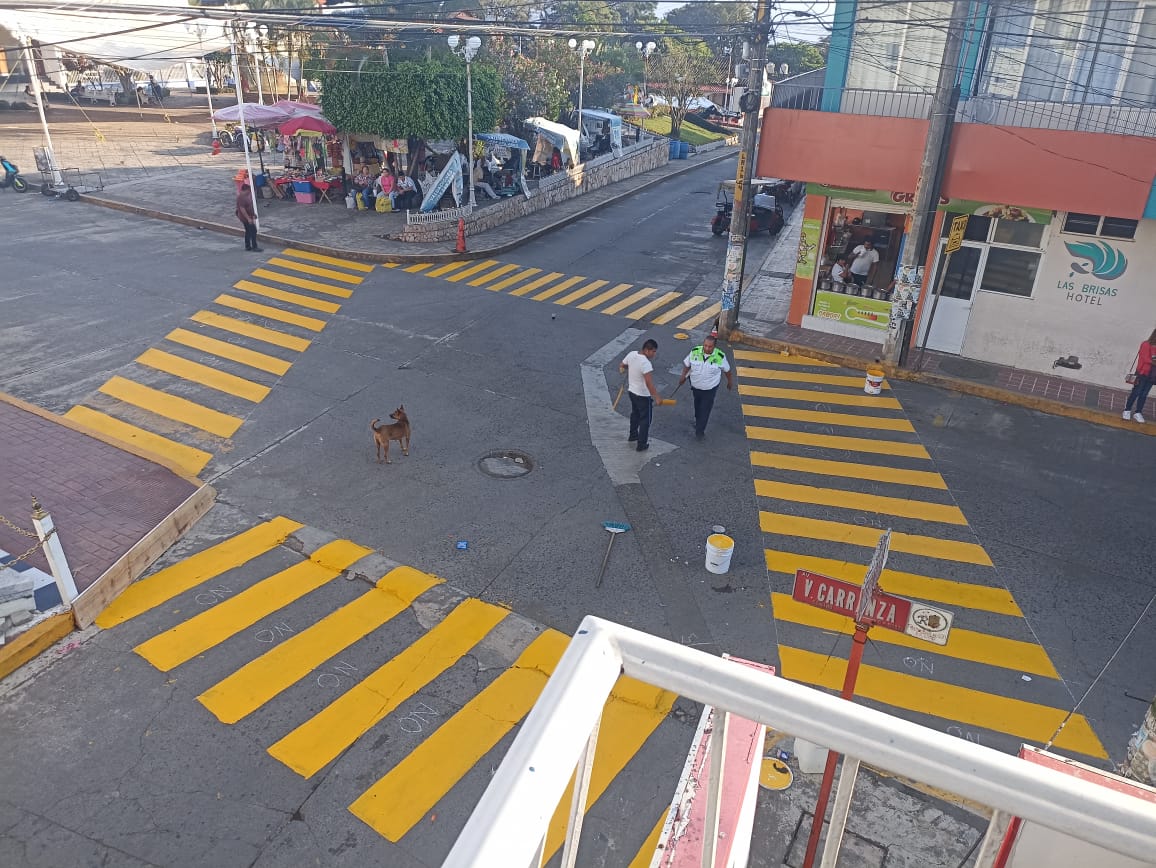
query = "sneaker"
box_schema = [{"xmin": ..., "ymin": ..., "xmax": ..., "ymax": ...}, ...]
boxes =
[
  {"xmin": 636, "ymin": 443, "xmax": 649, "ymax": 452},
  {"xmin": 250, "ymin": 246, "xmax": 263, "ymax": 253},
  {"xmin": 1123, "ymin": 410, "xmax": 1133, "ymax": 420},
  {"xmin": 627, "ymin": 435, "xmax": 637, "ymax": 442},
  {"xmin": 1135, "ymin": 413, "xmax": 1146, "ymax": 424}
]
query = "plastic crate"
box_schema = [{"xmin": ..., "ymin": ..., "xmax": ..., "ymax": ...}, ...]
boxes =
[{"xmin": 295, "ymin": 191, "xmax": 316, "ymax": 204}]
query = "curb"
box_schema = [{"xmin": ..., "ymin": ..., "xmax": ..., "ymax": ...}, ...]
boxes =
[
  {"xmin": 0, "ymin": 612, "xmax": 73, "ymax": 682},
  {"xmin": 729, "ymin": 330, "xmax": 1156, "ymax": 437},
  {"xmin": 81, "ymin": 146, "xmax": 738, "ymax": 265}
]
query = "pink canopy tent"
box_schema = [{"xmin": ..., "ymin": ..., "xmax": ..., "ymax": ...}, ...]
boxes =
[
  {"xmin": 272, "ymin": 100, "xmax": 324, "ymax": 118},
  {"xmin": 212, "ymin": 103, "xmax": 292, "ymax": 128},
  {"xmin": 280, "ymin": 115, "xmax": 337, "ymax": 136}
]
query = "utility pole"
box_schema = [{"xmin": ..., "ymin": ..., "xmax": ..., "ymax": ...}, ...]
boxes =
[
  {"xmin": 882, "ymin": 0, "xmax": 969, "ymax": 363},
  {"xmin": 717, "ymin": 0, "xmax": 770, "ymax": 339}
]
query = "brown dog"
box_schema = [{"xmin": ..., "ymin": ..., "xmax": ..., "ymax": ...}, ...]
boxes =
[{"xmin": 371, "ymin": 407, "xmax": 411, "ymax": 464}]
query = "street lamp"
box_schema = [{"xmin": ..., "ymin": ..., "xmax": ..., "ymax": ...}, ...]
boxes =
[
  {"xmin": 635, "ymin": 40, "xmax": 655, "ymax": 106},
  {"xmin": 448, "ymin": 34, "xmax": 482, "ymax": 208},
  {"xmin": 569, "ymin": 38, "xmax": 596, "ymax": 159}
]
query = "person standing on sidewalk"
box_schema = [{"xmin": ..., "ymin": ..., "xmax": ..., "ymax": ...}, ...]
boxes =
[
  {"xmin": 235, "ymin": 183, "xmax": 261, "ymax": 252},
  {"xmin": 621, "ymin": 339, "xmax": 663, "ymax": 451},
  {"xmin": 1123, "ymin": 327, "xmax": 1156, "ymax": 423},
  {"xmin": 679, "ymin": 335, "xmax": 733, "ymax": 439}
]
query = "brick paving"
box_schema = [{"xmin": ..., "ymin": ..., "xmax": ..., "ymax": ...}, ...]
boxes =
[{"xmin": 0, "ymin": 400, "xmax": 197, "ymax": 593}]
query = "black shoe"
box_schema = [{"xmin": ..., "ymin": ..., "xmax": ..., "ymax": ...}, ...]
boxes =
[
  {"xmin": 636, "ymin": 443, "xmax": 649, "ymax": 452},
  {"xmin": 245, "ymin": 246, "xmax": 252, "ymax": 251},
  {"xmin": 250, "ymin": 246, "xmax": 263, "ymax": 252},
  {"xmin": 628, "ymin": 435, "xmax": 637, "ymax": 442}
]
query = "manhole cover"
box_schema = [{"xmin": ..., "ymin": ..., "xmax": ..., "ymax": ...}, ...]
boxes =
[{"xmin": 477, "ymin": 449, "xmax": 534, "ymax": 479}]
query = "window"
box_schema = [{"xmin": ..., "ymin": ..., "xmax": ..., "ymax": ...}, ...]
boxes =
[
  {"xmin": 1061, "ymin": 212, "xmax": 1138, "ymax": 239},
  {"xmin": 981, "ymin": 248, "xmax": 1040, "ymax": 296},
  {"xmin": 938, "ymin": 212, "xmax": 1046, "ymax": 298}
]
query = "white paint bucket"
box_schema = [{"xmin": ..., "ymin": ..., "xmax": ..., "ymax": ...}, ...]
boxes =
[
  {"xmin": 864, "ymin": 367, "xmax": 885, "ymax": 396},
  {"xmin": 705, "ymin": 533, "xmax": 734, "ymax": 574}
]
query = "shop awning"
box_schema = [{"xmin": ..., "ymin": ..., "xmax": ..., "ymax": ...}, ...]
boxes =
[
  {"xmin": 524, "ymin": 117, "xmax": 579, "ymax": 166},
  {"xmin": 478, "ymin": 133, "xmax": 530, "ymax": 151}
]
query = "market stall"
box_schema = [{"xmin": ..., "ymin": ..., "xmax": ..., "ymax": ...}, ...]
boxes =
[
  {"xmin": 577, "ymin": 108, "xmax": 622, "ymax": 157},
  {"xmin": 524, "ymin": 117, "xmax": 579, "ymax": 176},
  {"xmin": 476, "ymin": 133, "xmax": 530, "ymax": 198}
]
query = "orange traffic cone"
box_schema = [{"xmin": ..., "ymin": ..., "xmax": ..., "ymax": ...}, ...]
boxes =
[
  {"xmin": 456, "ymin": 218, "xmax": 467, "ymax": 254},
  {"xmin": 212, "ymin": 138, "xmax": 221, "ymax": 156}
]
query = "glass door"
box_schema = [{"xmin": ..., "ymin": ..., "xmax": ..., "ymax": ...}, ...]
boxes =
[{"xmin": 918, "ymin": 241, "xmax": 985, "ymax": 354}]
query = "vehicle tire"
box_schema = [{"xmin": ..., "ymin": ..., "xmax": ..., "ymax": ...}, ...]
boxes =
[
  {"xmin": 65, "ymin": 187, "xmax": 80, "ymax": 202},
  {"xmin": 12, "ymin": 174, "xmax": 28, "ymax": 192},
  {"xmin": 711, "ymin": 216, "xmax": 728, "ymax": 236},
  {"xmin": 40, "ymin": 182, "xmax": 53, "ymax": 196},
  {"xmin": 218, "ymin": 130, "xmax": 234, "ymax": 148}
]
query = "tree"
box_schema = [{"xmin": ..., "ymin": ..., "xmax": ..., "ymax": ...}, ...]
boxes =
[
  {"xmin": 767, "ymin": 41, "xmax": 826, "ymax": 79},
  {"xmin": 649, "ymin": 39, "xmax": 722, "ymax": 140},
  {"xmin": 664, "ymin": 2, "xmax": 752, "ymax": 55}
]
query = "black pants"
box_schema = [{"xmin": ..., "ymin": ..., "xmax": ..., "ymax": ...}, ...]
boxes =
[
  {"xmin": 241, "ymin": 220, "xmax": 258, "ymax": 250},
  {"xmin": 692, "ymin": 385, "xmax": 719, "ymax": 435},
  {"xmin": 628, "ymin": 393, "xmax": 653, "ymax": 447}
]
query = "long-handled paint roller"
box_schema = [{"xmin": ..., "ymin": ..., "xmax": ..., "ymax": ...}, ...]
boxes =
[
  {"xmin": 658, "ymin": 379, "xmax": 685, "ymax": 406},
  {"xmin": 612, "ymin": 377, "xmax": 627, "ymax": 411},
  {"xmin": 595, "ymin": 521, "xmax": 630, "ymax": 588}
]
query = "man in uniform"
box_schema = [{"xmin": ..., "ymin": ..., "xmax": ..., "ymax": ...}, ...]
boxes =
[{"xmin": 679, "ymin": 335, "xmax": 733, "ymax": 439}]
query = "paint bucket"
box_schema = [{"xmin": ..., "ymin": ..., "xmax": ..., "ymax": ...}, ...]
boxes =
[
  {"xmin": 864, "ymin": 367, "xmax": 885, "ymax": 396},
  {"xmin": 705, "ymin": 533, "xmax": 734, "ymax": 574}
]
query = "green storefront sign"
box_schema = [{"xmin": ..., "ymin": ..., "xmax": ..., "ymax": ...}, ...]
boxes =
[
  {"xmin": 804, "ymin": 183, "xmax": 1053, "ymax": 225},
  {"xmin": 812, "ymin": 291, "xmax": 891, "ymax": 331},
  {"xmin": 796, "ymin": 217, "xmax": 822, "ymax": 280}
]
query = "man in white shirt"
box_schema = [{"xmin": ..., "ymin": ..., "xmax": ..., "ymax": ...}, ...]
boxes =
[
  {"xmin": 679, "ymin": 335, "xmax": 733, "ymax": 438},
  {"xmin": 620, "ymin": 339, "xmax": 662, "ymax": 451},
  {"xmin": 848, "ymin": 240, "xmax": 879, "ymax": 286},
  {"xmin": 830, "ymin": 256, "xmax": 849, "ymax": 286}
]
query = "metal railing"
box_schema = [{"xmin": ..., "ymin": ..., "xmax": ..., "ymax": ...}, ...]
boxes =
[
  {"xmin": 404, "ymin": 202, "xmax": 473, "ymax": 225},
  {"xmin": 446, "ymin": 616, "xmax": 1156, "ymax": 868}
]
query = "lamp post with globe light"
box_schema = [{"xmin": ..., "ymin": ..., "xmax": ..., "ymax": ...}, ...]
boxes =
[
  {"xmin": 635, "ymin": 40, "xmax": 656, "ymax": 107},
  {"xmin": 569, "ymin": 38, "xmax": 596, "ymax": 159},
  {"xmin": 448, "ymin": 34, "xmax": 482, "ymax": 208}
]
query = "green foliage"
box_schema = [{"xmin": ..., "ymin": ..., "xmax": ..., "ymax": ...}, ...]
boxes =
[
  {"xmin": 649, "ymin": 38, "xmax": 724, "ymax": 140},
  {"xmin": 768, "ymin": 41, "xmax": 827, "ymax": 78},
  {"xmin": 665, "ymin": 2, "xmax": 753, "ymax": 54},
  {"xmin": 319, "ymin": 59, "xmax": 500, "ymax": 139},
  {"xmin": 639, "ymin": 115, "xmax": 724, "ymax": 146}
]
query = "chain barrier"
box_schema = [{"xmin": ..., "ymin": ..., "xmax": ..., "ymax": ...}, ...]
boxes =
[
  {"xmin": 0, "ymin": 513, "xmax": 37, "ymax": 539},
  {"xmin": 0, "ymin": 513, "xmax": 53, "ymax": 573}
]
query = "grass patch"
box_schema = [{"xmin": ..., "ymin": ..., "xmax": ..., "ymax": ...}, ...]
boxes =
[{"xmin": 638, "ymin": 116, "xmax": 726, "ymax": 146}]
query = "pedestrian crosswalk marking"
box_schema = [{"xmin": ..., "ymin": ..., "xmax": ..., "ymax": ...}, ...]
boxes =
[
  {"xmin": 778, "ymin": 646, "xmax": 1106, "ymax": 759},
  {"xmin": 604, "ymin": 287, "xmax": 655, "ymax": 315},
  {"xmin": 750, "ymin": 451, "xmax": 946, "ymax": 489},
  {"xmin": 579, "ymin": 282, "xmax": 633, "ymax": 310},
  {"xmin": 165, "ymin": 329, "xmax": 292, "ymax": 376},
  {"xmin": 532, "ymin": 275, "xmax": 586, "ymax": 301},
  {"xmin": 348, "ymin": 630, "xmax": 569, "ymax": 841},
  {"xmin": 267, "ymin": 257, "xmax": 365, "ymax": 285},
  {"xmin": 755, "ymin": 479, "xmax": 968, "ymax": 525},
  {"xmin": 651, "ymin": 295, "xmax": 708, "ymax": 325},
  {"xmin": 99, "ymin": 375, "xmax": 243, "ymax": 438},
  {"xmin": 630, "ymin": 815, "xmax": 667, "ymax": 868},
  {"xmin": 403, "ymin": 263, "xmax": 434, "ymax": 274},
  {"xmin": 214, "ymin": 294, "xmax": 328, "ymax": 332},
  {"xmin": 267, "ymin": 597, "xmax": 509, "ymax": 779},
  {"xmin": 95, "ymin": 517, "xmax": 303, "ymax": 629},
  {"xmin": 760, "ymin": 512, "xmax": 993, "ymax": 566},
  {"xmin": 746, "ymin": 425, "xmax": 930, "ymax": 459},
  {"xmin": 282, "ymin": 248, "xmax": 375, "ymax": 273},
  {"xmin": 136, "ymin": 348, "xmax": 271, "ymax": 403},
  {"xmin": 232, "ymin": 279, "xmax": 343, "ymax": 314},
  {"xmin": 678, "ymin": 301, "xmax": 721, "ymax": 330},
  {"xmin": 134, "ymin": 540, "xmax": 373, "ymax": 672},
  {"xmin": 509, "ymin": 271, "xmax": 564, "ymax": 297},
  {"xmin": 63, "ymin": 406, "xmax": 213, "ymax": 477},
  {"xmin": 739, "ymin": 384, "xmax": 902, "ymax": 409},
  {"xmin": 733, "ymin": 349, "xmax": 835, "ymax": 367},
  {"xmin": 738, "ymin": 367, "xmax": 883, "ymax": 388},
  {"xmin": 426, "ymin": 261, "xmax": 469, "ymax": 279},
  {"xmin": 488, "ymin": 267, "xmax": 541, "ymax": 292},
  {"xmin": 554, "ymin": 278, "xmax": 608, "ymax": 306},
  {"xmin": 763, "ymin": 549, "xmax": 1021, "ymax": 617},
  {"xmin": 744, "ymin": 404, "xmax": 914, "ymax": 432},
  {"xmin": 198, "ymin": 566, "xmax": 444, "ymax": 725},
  {"xmin": 446, "ymin": 259, "xmax": 500, "ymax": 283},
  {"xmin": 625, "ymin": 290, "xmax": 682, "ymax": 320},
  {"xmin": 191, "ymin": 310, "xmax": 312, "ymax": 352},
  {"xmin": 251, "ymin": 268, "xmax": 354, "ymax": 299},
  {"xmin": 468, "ymin": 263, "xmax": 519, "ymax": 287}
]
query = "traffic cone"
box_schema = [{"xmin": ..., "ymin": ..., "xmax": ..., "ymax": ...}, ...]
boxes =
[
  {"xmin": 456, "ymin": 218, "xmax": 467, "ymax": 253},
  {"xmin": 212, "ymin": 138, "xmax": 221, "ymax": 156}
]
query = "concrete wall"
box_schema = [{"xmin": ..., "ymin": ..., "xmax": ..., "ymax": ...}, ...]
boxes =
[
  {"xmin": 398, "ymin": 141, "xmax": 669, "ymax": 243},
  {"xmin": 962, "ymin": 217, "xmax": 1156, "ymax": 387}
]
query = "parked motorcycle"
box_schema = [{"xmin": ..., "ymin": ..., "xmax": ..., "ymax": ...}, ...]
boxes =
[
  {"xmin": 0, "ymin": 156, "xmax": 29, "ymax": 193},
  {"xmin": 711, "ymin": 179, "xmax": 784, "ymax": 236}
]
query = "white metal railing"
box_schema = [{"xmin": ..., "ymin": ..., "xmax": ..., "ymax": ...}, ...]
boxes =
[
  {"xmin": 445, "ymin": 616, "xmax": 1156, "ymax": 868},
  {"xmin": 405, "ymin": 202, "xmax": 473, "ymax": 225}
]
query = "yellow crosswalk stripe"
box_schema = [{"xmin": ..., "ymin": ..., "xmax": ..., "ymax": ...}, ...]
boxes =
[
  {"xmin": 509, "ymin": 271, "xmax": 564, "ymax": 297},
  {"xmin": 136, "ymin": 349, "xmax": 270, "ymax": 403},
  {"xmin": 629, "ymin": 815, "xmax": 667, "ymax": 868},
  {"xmin": 542, "ymin": 678, "xmax": 676, "ymax": 861},
  {"xmin": 751, "ymin": 451, "xmax": 946, "ymax": 489},
  {"xmin": 771, "ymin": 593, "xmax": 1058, "ymax": 678},
  {"xmin": 348, "ymin": 630, "xmax": 569, "ymax": 841},
  {"xmin": 251, "ymin": 268, "xmax": 354, "ymax": 299},
  {"xmin": 623, "ymin": 291, "xmax": 681, "ymax": 320},
  {"xmin": 679, "ymin": 301, "xmax": 721, "ymax": 330},
  {"xmin": 760, "ymin": 512, "xmax": 993, "ymax": 566},
  {"xmin": 532, "ymin": 275, "xmax": 586, "ymax": 301},
  {"xmin": 554, "ymin": 279, "xmax": 608, "ymax": 306},
  {"xmin": 63, "ymin": 406, "xmax": 212, "ymax": 478},
  {"xmin": 734, "ymin": 349, "xmax": 836, "ymax": 367},
  {"xmin": 99, "ymin": 375, "xmax": 243, "ymax": 438},
  {"xmin": 764, "ymin": 549, "xmax": 1021, "ymax": 616},
  {"xmin": 198, "ymin": 566, "xmax": 443, "ymax": 724},
  {"xmin": 778, "ymin": 645, "xmax": 1106, "ymax": 759},
  {"xmin": 468, "ymin": 263, "xmax": 519, "ymax": 286},
  {"xmin": 746, "ymin": 425, "xmax": 930, "ymax": 459},
  {"xmin": 232, "ymin": 280, "xmax": 342, "ymax": 314},
  {"xmin": 425, "ymin": 261, "xmax": 469, "ymax": 278},
  {"xmin": 651, "ymin": 295, "xmax": 708, "ymax": 325},
  {"xmin": 738, "ymin": 366, "xmax": 882, "ymax": 388},
  {"xmin": 487, "ymin": 267, "xmax": 540, "ymax": 292},
  {"xmin": 579, "ymin": 282, "xmax": 633, "ymax": 310},
  {"xmin": 266, "ymin": 257, "xmax": 364, "ymax": 285},
  {"xmin": 603, "ymin": 287, "xmax": 655, "ymax": 315},
  {"xmin": 403, "ymin": 263, "xmax": 434, "ymax": 274},
  {"xmin": 743, "ymin": 404, "xmax": 914, "ymax": 432},
  {"xmin": 446, "ymin": 259, "xmax": 500, "ymax": 283},
  {"xmin": 754, "ymin": 479, "xmax": 967, "ymax": 525},
  {"xmin": 268, "ymin": 597, "xmax": 509, "ymax": 778},
  {"xmin": 96, "ymin": 517, "xmax": 303, "ymax": 629},
  {"xmin": 191, "ymin": 311, "xmax": 311, "ymax": 352},
  {"xmin": 382, "ymin": 263, "xmax": 400, "ymax": 268},
  {"xmin": 739, "ymin": 384, "xmax": 902, "ymax": 409},
  {"xmin": 281, "ymin": 248, "xmax": 375, "ymax": 273},
  {"xmin": 134, "ymin": 540, "xmax": 372, "ymax": 673},
  {"xmin": 165, "ymin": 328, "xmax": 292, "ymax": 376},
  {"xmin": 215, "ymin": 294, "xmax": 327, "ymax": 332}
]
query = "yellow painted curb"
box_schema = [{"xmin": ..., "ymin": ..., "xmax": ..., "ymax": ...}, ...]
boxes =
[{"xmin": 0, "ymin": 612, "xmax": 74, "ymax": 682}]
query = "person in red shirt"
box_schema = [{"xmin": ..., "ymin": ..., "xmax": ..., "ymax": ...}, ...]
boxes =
[
  {"xmin": 1124, "ymin": 327, "xmax": 1156, "ymax": 423},
  {"xmin": 235, "ymin": 183, "xmax": 260, "ymax": 252}
]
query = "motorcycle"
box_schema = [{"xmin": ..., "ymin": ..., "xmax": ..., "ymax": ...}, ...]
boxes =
[
  {"xmin": 0, "ymin": 156, "xmax": 29, "ymax": 193},
  {"xmin": 711, "ymin": 179, "xmax": 784, "ymax": 236}
]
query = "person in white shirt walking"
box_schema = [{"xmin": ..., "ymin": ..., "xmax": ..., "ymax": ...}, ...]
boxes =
[
  {"xmin": 848, "ymin": 239, "xmax": 880, "ymax": 286},
  {"xmin": 679, "ymin": 335, "xmax": 733, "ymax": 438},
  {"xmin": 620, "ymin": 339, "xmax": 663, "ymax": 451}
]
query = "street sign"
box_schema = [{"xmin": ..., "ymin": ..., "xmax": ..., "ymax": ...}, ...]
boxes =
[
  {"xmin": 856, "ymin": 530, "xmax": 891, "ymax": 624},
  {"xmin": 792, "ymin": 569, "xmax": 911, "ymax": 633},
  {"xmin": 905, "ymin": 603, "xmax": 954, "ymax": 646},
  {"xmin": 946, "ymin": 214, "xmax": 969, "ymax": 254}
]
